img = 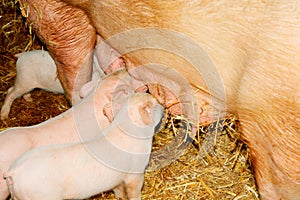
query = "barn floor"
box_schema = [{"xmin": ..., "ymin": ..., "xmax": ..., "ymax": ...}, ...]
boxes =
[{"xmin": 0, "ymin": 1, "xmax": 259, "ymax": 199}]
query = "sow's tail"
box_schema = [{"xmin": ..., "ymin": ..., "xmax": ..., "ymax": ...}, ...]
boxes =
[{"xmin": 3, "ymin": 173, "xmax": 15, "ymax": 200}]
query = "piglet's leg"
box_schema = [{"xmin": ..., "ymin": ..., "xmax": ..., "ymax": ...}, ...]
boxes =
[
  {"xmin": 113, "ymin": 182, "xmax": 126, "ymax": 200},
  {"xmin": 19, "ymin": 0, "xmax": 96, "ymax": 104},
  {"xmin": 0, "ymin": 179, "xmax": 9, "ymax": 200},
  {"xmin": 22, "ymin": 93, "xmax": 33, "ymax": 102},
  {"xmin": 1, "ymin": 86, "xmax": 33, "ymax": 120},
  {"xmin": 124, "ymin": 175, "xmax": 144, "ymax": 200}
]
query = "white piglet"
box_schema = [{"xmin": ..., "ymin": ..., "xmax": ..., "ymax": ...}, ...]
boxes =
[
  {"xmin": 4, "ymin": 93, "xmax": 164, "ymax": 200},
  {"xmin": 0, "ymin": 69, "xmax": 137, "ymax": 200},
  {"xmin": 0, "ymin": 50, "xmax": 103, "ymax": 120}
]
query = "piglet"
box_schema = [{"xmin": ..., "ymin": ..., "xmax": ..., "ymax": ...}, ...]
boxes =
[
  {"xmin": 4, "ymin": 92, "xmax": 164, "ymax": 200},
  {"xmin": 0, "ymin": 46, "xmax": 124, "ymax": 120},
  {"xmin": 94, "ymin": 34, "xmax": 125, "ymax": 74},
  {"xmin": 0, "ymin": 69, "xmax": 137, "ymax": 200}
]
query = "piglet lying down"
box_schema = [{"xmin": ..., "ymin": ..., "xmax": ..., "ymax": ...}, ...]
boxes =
[{"xmin": 4, "ymin": 93, "xmax": 164, "ymax": 200}]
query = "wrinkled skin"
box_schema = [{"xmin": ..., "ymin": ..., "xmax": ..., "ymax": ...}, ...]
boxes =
[
  {"xmin": 4, "ymin": 93, "xmax": 164, "ymax": 200},
  {"xmin": 18, "ymin": 0, "xmax": 300, "ymax": 199},
  {"xmin": 0, "ymin": 70, "xmax": 138, "ymax": 200},
  {"xmin": 17, "ymin": 0, "xmax": 96, "ymax": 104}
]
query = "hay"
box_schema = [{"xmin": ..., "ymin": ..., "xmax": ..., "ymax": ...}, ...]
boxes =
[{"xmin": 0, "ymin": 1, "xmax": 259, "ymax": 199}]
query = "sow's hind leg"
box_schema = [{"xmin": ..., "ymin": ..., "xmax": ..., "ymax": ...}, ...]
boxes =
[
  {"xmin": 236, "ymin": 54, "xmax": 300, "ymax": 200},
  {"xmin": 20, "ymin": 0, "xmax": 96, "ymax": 104}
]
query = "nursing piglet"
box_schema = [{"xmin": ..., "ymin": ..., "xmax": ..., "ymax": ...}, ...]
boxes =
[
  {"xmin": 0, "ymin": 69, "xmax": 137, "ymax": 200},
  {"xmin": 0, "ymin": 50, "xmax": 100, "ymax": 120},
  {"xmin": 94, "ymin": 34, "xmax": 125, "ymax": 74},
  {"xmin": 4, "ymin": 93, "xmax": 164, "ymax": 200}
]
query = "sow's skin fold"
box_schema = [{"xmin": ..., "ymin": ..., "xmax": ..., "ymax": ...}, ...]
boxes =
[
  {"xmin": 4, "ymin": 93, "xmax": 164, "ymax": 200},
  {"xmin": 0, "ymin": 70, "xmax": 137, "ymax": 200},
  {"xmin": 18, "ymin": 0, "xmax": 300, "ymax": 199}
]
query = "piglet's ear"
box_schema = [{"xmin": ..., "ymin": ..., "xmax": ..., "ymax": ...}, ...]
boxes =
[
  {"xmin": 105, "ymin": 85, "xmax": 130, "ymax": 100},
  {"xmin": 103, "ymin": 103, "xmax": 113, "ymax": 122},
  {"xmin": 139, "ymin": 102, "xmax": 153, "ymax": 125},
  {"xmin": 80, "ymin": 80, "xmax": 99, "ymax": 98},
  {"xmin": 105, "ymin": 90, "xmax": 114, "ymax": 100}
]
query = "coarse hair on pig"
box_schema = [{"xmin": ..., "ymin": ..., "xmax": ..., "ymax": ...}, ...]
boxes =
[{"xmin": 21, "ymin": 0, "xmax": 97, "ymax": 104}]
